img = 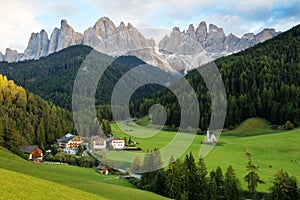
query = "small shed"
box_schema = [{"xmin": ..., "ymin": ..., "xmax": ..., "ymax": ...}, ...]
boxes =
[
  {"xmin": 20, "ymin": 145, "xmax": 43, "ymax": 163},
  {"xmin": 96, "ymin": 165, "xmax": 109, "ymax": 175}
]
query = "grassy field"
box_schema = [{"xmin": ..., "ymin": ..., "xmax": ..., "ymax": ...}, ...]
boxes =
[
  {"xmin": 0, "ymin": 168, "xmax": 106, "ymax": 200},
  {"xmin": 111, "ymin": 118, "xmax": 300, "ymax": 192},
  {"xmin": 0, "ymin": 147, "xmax": 169, "ymax": 200},
  {"xmin": 222, "ymin": 118, "xmax": 282, "ymax": 136},
  {"xmin": 1, "ymin": 117, "xmax": 299, "ymax": 197}
]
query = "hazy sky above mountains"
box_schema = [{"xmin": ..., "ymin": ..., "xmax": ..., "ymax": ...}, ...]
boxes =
[{"xmin": 0, "ymin": 0, "xmax": 299, "ymax": 52}]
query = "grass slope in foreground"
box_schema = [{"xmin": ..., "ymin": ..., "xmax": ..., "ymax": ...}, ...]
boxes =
[
  {"xmin": 0, "ymin": 168, "xmax": 106, "ymax": 200},
  {"xmin": 111, "ymin": 118, "xmax": 300, "ymax": 192},
  {"xmin": 0, "ymin": 147, "xmax": 169, "ymax": 200}
]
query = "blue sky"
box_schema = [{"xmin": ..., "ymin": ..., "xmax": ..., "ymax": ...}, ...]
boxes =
[{"xmin": 0, "ymin": 0, "xmax": 299, "ymax": 52}]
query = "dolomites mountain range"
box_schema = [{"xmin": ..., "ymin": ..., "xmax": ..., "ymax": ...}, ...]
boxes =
[{"xmin": 0, "ymin": 17, "xmax": 279, "ymax": 72}]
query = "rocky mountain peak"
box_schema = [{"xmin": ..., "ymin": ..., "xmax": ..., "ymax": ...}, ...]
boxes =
[
  {"xmin": 255, "ymin": 28, "xmax": 277, "ymax": 43},
  {"xmin": 196, "ymin": 21, "xmax": 208, "ymax": 44},
  {"xmin": 96, "ymin": 16, "xmax": 111, "ymax": 23},
  {"xmin": 209, "ymin": 24, "xmax": 224, "ymax": 34},
  {"xmin": 173, "ymin": 27, "xmax": 181, "ymax": 32},
  {"xmin": 187, "ymin": 24, "xmax": 195, "ymax": 33},
  {"xmin": 242, "ymin": 33, "xmax": 255, "ymax": 40},
  {"xmin": 5, "ymin": 48, "xmax": 19, "ymax": 62},
  {"xmin": 197, "ymin": 21, "xmax": 207, "ymax": 30},
  {"xmin": 127, "ymin": 22, "xmax": 134, "ymax": 29},
  {"xmin": 24, "ymin": 29, "xmax": 49, "ymax": 59},
  {"xmin": 94, "ymin": 17, "xmax": 116, "ymax": 30},
  {"xmin": 61, "ymin": 19, "xmax": 68, "ymax": 29},
  {"xmin": 83, "ymin": 17, "xmax": 151, "ymax": 56},
  {"xmin": 48, "ymin": 19, "xmax": 83, "ymax": 54},
  {"xmin": 118, "ymin": 22, "xmax": 126, "ymax": 30}
]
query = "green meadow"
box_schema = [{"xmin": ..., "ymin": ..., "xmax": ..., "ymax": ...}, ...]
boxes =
[
  {"xmin": 0, "ymin": 147, "xmax": 169, "ymax": 200},
  {"xmin": 0, "ymin": 117, "xmax": 299, "ymax": 198},
  {"xmin": 0, "ymin": 168, "xmax": 107, "ymax": 200},
  {"xmin": 111, "ymin": 118, "xmax": 300, "ymax": 192}
]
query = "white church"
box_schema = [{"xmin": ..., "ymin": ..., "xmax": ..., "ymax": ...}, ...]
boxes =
[{"xmin": 206, "ymin": 129, "xmax": 216, "ymax": 143}]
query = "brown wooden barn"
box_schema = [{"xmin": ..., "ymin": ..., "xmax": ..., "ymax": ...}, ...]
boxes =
[{"xmin": 19, "ymin": 146, "xmax": 43, "ymax": 163}]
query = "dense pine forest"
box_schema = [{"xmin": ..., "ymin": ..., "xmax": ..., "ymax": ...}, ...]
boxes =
[
  {"xmin": 132, "ymin": 24, "xmax": 300, "ymax": 129},
  {"xmin": 0, "ymin": 45, "xmax": 164, "ymax": 111},
  {"xmin": 0, "ymin": 74, "xmax": 74, "ymax": 151},
  {"xmin": 130, "ymin": 150, "xmax": 299, "ymax": 200}
]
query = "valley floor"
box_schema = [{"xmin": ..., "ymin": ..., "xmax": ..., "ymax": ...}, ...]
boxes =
[{"xmin": 111, "ymin": 118, "xmax": 300, "ymax": 192}]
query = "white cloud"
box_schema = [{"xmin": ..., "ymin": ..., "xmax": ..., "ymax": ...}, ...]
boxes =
[
  {"xmin": 0, "ymin": 0, "xmax": 46, "ymax": 52},
  {"xmin": 200, "ymin": 14, "xmax": 266, "ymax": 37},
  {"xmin": 87, "ymin": 0, "xmax": 163, "ymax": 26},
  {"xmin": 272, "ymin": 18, "xmax": 300, "ymax": 32}
]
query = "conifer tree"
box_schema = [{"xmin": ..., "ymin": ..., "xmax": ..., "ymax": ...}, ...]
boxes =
[
  {"xmin": 215, "ymin": 166, "xmax": 225, "ymax": 197},
  {"xmin": 224, "ymin": 165, "xmax": 242, "ymax": 200},
  {"xmin": 198, "ymin": 157, "xmax": 208, "ymax": 199},
  {"xmin": 208, "ymin": 171, "xmax": 217, "ymax": 200},
  {"xmin": 183, "ymin": 152, "xmax": 200, "ymax": 199},
  {"xmin": 269, "ymin": 169, "xmax": 299, "ymax": 200},
  {"xmin": 244, "ymin": 148, "xmax": 264, "ymax": 199},
  {"xmin": 5, "ymin": 119, "xmax": 21, "ymax": 150},
  {"xmin": 165, "ymin": 158, "xmax": 183, "ymax": 199}
]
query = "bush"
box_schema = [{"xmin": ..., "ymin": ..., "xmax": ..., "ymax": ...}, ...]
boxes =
[
  {"xmin": 54, "ymin": 152, "xmax": 67, "ymax": 162},
  {"xmin": 269, "ymin": 169, "xmax": 299, "ymax": 199},
  {"xmin": 285, "ymin": 120, "xmax": 294, "ymax": 130}
]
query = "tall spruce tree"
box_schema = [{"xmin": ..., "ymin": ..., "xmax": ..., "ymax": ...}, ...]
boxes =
[
  {"xmin": 269, "ymin": 169, "xmax": 299, "ymax": 200},
  {"xmin": 5, "ymin": 119, "xmax": 21, "ymax": 151},
  {"xmin": 198, "ymin": 157, "xmax": 208, "ymax": 199},
  {"xmin": 183, "ymin": 152, "xmax": 200, "ymax": 199},
  {"xmin": 224, "ymin": 165, "xmax": 242, "ymax": 200},
  {"xmin": 208, "ymin": 171, "xmax": 217, "ymax": 200},
  {"xmin": 215, "ymin": 166, "xmax": 225, "ymax": 197},
  {"xmin": 165, "ymin": 158, "xmax": 184, "ymax": 199},
  {"xmin": 244, "ymin": 148, "xmax": 264, "ymax": 199}
]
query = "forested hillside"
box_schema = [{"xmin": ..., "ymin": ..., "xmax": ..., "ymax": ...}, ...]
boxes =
[
  {"xmin": 0, "ymin": 74, "xmax": 74, "ymax": 150},
  {"xmin": 133, "ymin": 24, "xmax": 300, "ymax": 129},
  {"xmin": 0, "ymin": 45, "xmax": 164, "ymax": 111}
]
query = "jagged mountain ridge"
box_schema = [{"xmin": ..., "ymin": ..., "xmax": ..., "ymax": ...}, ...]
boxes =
[
  {"xmin": 0, "ymin": 17, "xmax": 279, "ymax": 71},
  {"xmin": 158, "ymin": 22, "xmax": 279, "ymax": 72}
]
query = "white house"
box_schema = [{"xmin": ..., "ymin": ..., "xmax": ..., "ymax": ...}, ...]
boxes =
[
  {"xmin": 111, "ymin": 139, "xmax": 125, "ymax": 150},
  {"xmin": 91, "ymin": 135, "xmax": 107, "ymax": 151}
]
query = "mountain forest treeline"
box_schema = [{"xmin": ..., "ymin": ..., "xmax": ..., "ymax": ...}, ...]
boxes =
[
  {"xmin": 129, "ymin": 150, "xmax": 300, "ymax": 200},
  {"xmin": 132, "ymin": 24, "xmax": 300, "ymax": 129},
  {"xmin": 0, "ymin": 74, "xmax": 74, "ymax": 152},
  {"xmin": 0, "ymin": 45, "xmax": 163, "ymax": 112}
]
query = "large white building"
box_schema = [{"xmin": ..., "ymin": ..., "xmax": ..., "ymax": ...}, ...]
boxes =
[
  {"xmin": 111, "ymin": 139, "xmax": 125, "ymax": 150},
  {"xmin": 57, "ymin": 133, "xmax": 84, "ymax": 154}
]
